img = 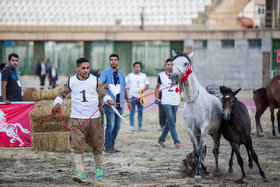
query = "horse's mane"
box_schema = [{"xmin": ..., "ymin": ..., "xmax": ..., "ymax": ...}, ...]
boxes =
[
  {"xmin": 205, "ymin": 84, "xmax": 222, "ymax": 99},
  {"xmin": 172, "ymin": 51, "xmax": 191, "ymax": 63}
]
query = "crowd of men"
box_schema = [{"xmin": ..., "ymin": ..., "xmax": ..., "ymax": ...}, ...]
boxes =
[{"xmin": 1, "ymin": 53, "xmax": 181, "ymax": 184}]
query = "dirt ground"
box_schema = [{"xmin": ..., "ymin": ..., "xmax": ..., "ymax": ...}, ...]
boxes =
[{"xmin": 1, "ymin": 90, "xmax": 280, "ymax": 187}]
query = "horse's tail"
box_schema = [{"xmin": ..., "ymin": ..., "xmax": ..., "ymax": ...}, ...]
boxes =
[
  {"xmin": 14, "ymin": 123, "xmax": 30, "ymax": 134},
  {"xmin": 205, "ymin": 84, "xmax": 222, "ymax": 99}
]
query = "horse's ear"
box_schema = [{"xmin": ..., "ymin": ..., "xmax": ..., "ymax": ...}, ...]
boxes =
[
  {"xmin": 171, "ymin": 50, "xmax": 177, "ymax": 57},
  {"xmin": 220, "ymin": 86, "xmax": 225, "ymax": 95},
  {"xmin": 233, "ymin": 88, "xmax": 241, "ymax": 96},
  {"xmin": 188, "ymin": 51, "xmax": 194, "ymax": 59}
]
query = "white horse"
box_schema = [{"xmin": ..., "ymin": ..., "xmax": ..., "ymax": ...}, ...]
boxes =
[
  {"xmin": 0, "ymin": 109, "xmax": 30, "ymax": 146},
  {"xmin": 170, "ymin": 50, "xmax": 223, "ymax": 181}
]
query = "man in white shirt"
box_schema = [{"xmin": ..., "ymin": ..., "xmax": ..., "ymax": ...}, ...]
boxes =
[
  {"xmin": 126, "ymin": 62, "xmax": 150, "ymax": 131},
  {"xmin": 154, "ymin": 58, "xmax": 181, "ymax": 149},
  {"xmin": 36, "ymin": 58, "xmax": 47, "ymax": 89},
  {"xmin": 48, "ymin": 62, "xmax": 58, "ymax": 88},
  {"xmin": 53, "ymin": 58, "xmax": 114, "ymax": 183}
]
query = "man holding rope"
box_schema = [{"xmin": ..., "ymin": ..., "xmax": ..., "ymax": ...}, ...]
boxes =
[
  {"xmin": 100, "ymin": 54, "xmax": 132, "ymax": 154},
  {"xmin": 53, "ymin": 58, "xmax": 114, "ymax": 183},
  {"xmin": 126, "ymin": 62, "xmax": 149, "ymax": 131},
  {"xmin": 155, "ymin": 58, "xmax": 181, "ymax": 149}
]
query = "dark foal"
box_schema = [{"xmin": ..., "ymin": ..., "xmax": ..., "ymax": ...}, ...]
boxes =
[{"xmin": 220, "ymin": 86, "xmax": 266, "ymax": 183}]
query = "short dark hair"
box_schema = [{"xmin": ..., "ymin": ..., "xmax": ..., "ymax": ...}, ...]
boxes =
[
  {"xmin": 76, "ymin": 57, "xmax": 89, "ymax": 67},
  {"xmin": 165, "ymin": 58, "xmax": 172, "ymax": 64},
  {"xmin": 109, "ymin": 54, "xmax": 119, "ymax": 61},
  {"xmin": 8, "ymin": 53, "xmax": 19, "ymax": 61},
  {"xmin": 133, "ymin": 61, "xmax": 142, "ymax": 68},
  {"xmin": 0, "ymin": 63, "xmax": 6, "ymax": 71}
]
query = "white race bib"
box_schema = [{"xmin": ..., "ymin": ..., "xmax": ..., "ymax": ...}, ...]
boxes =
[
  {"xmin": 17, "ymin": 80, "xmax": 21, "ymax": 87},
  {"xmin": 109, "ymin": 84, "xmax": 120, "ymax": 98}
]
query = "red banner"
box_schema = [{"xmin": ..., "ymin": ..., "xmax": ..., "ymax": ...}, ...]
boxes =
[{"xmin": 0, "ymin": 102, "xmax": 34, "ymax": 148}]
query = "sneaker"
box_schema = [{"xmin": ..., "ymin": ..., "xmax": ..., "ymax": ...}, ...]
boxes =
[
  {"xmin": 130, "ymin": 126, "xmax": 135, "ymax": 131},
  {"xmin": 157, "ymin": 141, "xmax": 166, "ymax": 148},
  {"xmin": 114, "ymin": 148, "xmax": 121, "ymax": 153},
  {"xmin": 104, "ymin": 149, "xmax": 115, "ymax": 154},
  {"xmin": 175, "ymin": 143, "xmax": 181, "ymax": 149},
  {"xmin": 95, "ymin": 166, "xmax": 103, "ymax": 180},
  {"xmin": 138, "ymin": 127, "xmax": 147, "ymax": 131},
  {"xmin": 73, "ymin": 171, "xmax": 86, "ymax": 183}
]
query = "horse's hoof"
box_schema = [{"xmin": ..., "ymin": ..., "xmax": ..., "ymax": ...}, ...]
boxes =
[
  {"xmin": 214, "ymin": 168, "xmax": 221, "ymax": 177},
  {"xmin": 228, "ymin": 167, "xmax": 233, "ymax": 173},
  {"xmin": 249, "ymin": 163, "xmax": 253, "ymax": 169},
  {"xmin": 235, "ymin": 178, "xmax": 247, "ymax": 184},
  {"xmin": 194, "ymin": 175, "xmax": 202, "ymax": 182},
  {"xmin": 206, "ymin": 172, "xmax": 214, "ymax": 180},
  {"xmin": 262, "ymin": 177, "xmax": 268, "ymax": 182}
]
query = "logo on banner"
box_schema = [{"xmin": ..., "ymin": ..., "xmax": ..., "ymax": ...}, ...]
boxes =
[{"xmin": 0, "ymin": 109, "xmax": 30, "ymax": 146}]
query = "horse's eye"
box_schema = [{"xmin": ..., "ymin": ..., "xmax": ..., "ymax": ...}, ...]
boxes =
[{"xmin": 184, "ymin": 63, "xmax": 188, "ymax": 66}]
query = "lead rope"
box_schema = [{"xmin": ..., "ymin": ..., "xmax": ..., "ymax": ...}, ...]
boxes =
[{"xmin": 43, "ymin": 85, "xmax": 174, "ymax": 130}]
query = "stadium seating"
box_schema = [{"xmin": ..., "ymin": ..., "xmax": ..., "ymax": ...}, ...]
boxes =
[{"xmin": 0, "ymin": 0, "xmax": 213, "ymax": 26}]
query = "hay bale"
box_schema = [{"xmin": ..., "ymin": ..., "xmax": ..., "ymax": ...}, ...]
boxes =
[
  {"xmin": 31, "ymin": 121, "xmax": 69, "ymax": 133},
  {"xmin": 32, "ymin": 132, "xmax": 71, "ymax": 152},
  {"xmin": 32, "ymin": 85, "xmax": 71, "ymax": 101},
  {"xmin": 32, "ymin": 132, "xmax": 91, "ymax": 152},
  {"xmin": 29, "ymin": 99, "xmax": 71, "ymax": 123}
]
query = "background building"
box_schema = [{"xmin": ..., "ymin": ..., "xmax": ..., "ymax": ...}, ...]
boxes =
[{"xmin": 0, "ymin": 0, "xmax": 279, "ymax": 89}]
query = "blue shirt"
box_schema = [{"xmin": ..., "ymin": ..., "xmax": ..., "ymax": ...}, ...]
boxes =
[{"xmin": 99, "ymin": 68, "xmax": 126, "ymax": 108}]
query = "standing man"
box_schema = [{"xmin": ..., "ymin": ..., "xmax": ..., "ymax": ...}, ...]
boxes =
[
  {"xmin": 53, "ymin": 58, "xmax": 114, "ymax": 183},
  {"xmin": 126, "ymin": 62, "xmax": 149, "ymax": 131},
  {"xmin": 36, "ymin": 58, "xmax": 47, "ymax": 89},
  {"xmin": 48, "ymin": 62, "xmax": 58, "ymax": 88},
  {"xmin": 0, "ymin": 63, "xmax": 7, "ymax": 102},
  {"xmin": 154, "ymin": 58, "xmax": 181, "ymax": 149},
  {"xmin": 100, "ymin": 54, "xmax": 132, "ymax": 154},
  {"xmin": 1, "ymin": 53, "xmax": 22, "ymax": 104}
]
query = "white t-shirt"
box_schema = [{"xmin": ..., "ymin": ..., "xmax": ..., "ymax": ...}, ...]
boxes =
[
  {"xmin": 126, "ymin": 72, "xmax": 150, "ymax": 98},
  {"xmin": 158, "ymin": 72, "xmax": 180, "ymax": 106},
  {"xmin": 69, "ymin": 74, "xmax": 99, "ymax": 119},
  {"xmin": 51, "ymin": 67, "xmax": 56, "ymax": 78}
]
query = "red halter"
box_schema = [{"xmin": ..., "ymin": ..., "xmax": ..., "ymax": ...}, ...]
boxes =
[{"xmin": 169, "ymin": 63, "xmax": 192, "ymax": 93}]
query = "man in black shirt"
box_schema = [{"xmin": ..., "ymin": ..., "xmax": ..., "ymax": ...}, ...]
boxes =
[{"xmin": 1, "ymin": 53, "xmax": 22, "ymax": 104}]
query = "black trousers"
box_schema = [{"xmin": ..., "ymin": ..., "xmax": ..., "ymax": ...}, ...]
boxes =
[
  {"xmin": 40, "ymin": 75, "xmax": 46, "ymax": 89},
  {"xmin": 49, "ymin": 78, "xmax": 57, "ymax": 87},
  {"xmin": 159, "ymin": 104, "xmax": 167, "ymax": 129}
]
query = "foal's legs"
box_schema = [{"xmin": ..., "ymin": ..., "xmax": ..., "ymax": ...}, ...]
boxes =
[
  {"xmin": 244, "ymin": 144, "xmax": 253, "ymax": 169},
  {"xmin": 228, "ymin": 149, "xmax": 234, "ymax": 173},
  {"xmin": 255, "ymin": 107, "xmax": 266, "ymax": 136},
  {"xmin": 245, "ymin": 139, "xmax": 267, "ymax": 180},
  {"xmin": 230, "ymin": 142, "xmax": 247, "ymax": 182}
]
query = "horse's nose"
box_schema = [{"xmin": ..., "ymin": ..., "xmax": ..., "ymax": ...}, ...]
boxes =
[
  {"xmin": 223, "ymin": 112, "xmax": 231, "ymax": 120},
  {"xmin": 170, "ymin": 73, "xmax": 181, "ymax": 85}
]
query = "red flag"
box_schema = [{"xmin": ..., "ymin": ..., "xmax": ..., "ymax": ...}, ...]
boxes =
[{"xmin": 0, "ymin": 102, "xmax": 34, "ymax": 148}]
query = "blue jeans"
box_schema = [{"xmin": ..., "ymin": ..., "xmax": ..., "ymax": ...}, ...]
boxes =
[
  {"xmin": 104, "ymin": 104, "xmax": 123, "ymax": 150},
  {"xmin": 129, "ymin": 97, "xmax": 143, "ymax": 128},
  {"xmin": 159, "ymin": 105, "xmax": 180, "ymax": 144}
]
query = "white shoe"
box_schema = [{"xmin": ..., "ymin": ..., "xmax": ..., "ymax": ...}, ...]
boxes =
[{"xmin": 130, "ymin": 126, "xmax": 135, "ymax": 131}]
